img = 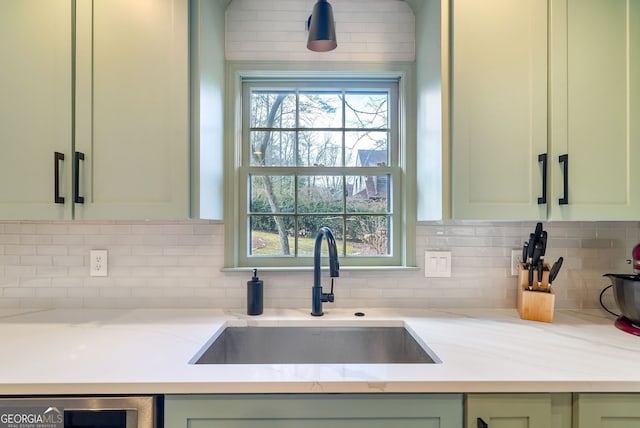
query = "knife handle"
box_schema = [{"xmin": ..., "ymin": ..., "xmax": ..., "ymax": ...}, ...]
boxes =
[
  {"xmin": 539, "ymin": 230, "xmax": 547, "ymax": 257},
  {"xmin": 531, "ymin": 242, "xmax": 543, "ymax": 266},
  {"xmin": 527, "ymin": 234, "xmax": 536, "ymax": 262},
  {"xmin": 534, "ymin": 222, "xmax": 543, "ymax": 241},
  {"xmin": 549, "ymin": 257, "xmax": 564, "ymax": 284},
  {"xmin": 537, "ymin": 260, "xmax": 544, "ymax": 284}
]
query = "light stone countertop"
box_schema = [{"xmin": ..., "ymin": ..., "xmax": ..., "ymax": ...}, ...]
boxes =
[{"xmin": 0, "ymin": 307, "xmax": 639, "ymax": 395}]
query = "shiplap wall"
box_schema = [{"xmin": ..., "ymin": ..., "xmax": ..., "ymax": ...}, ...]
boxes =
[{"xmin": 225, "ymin": 0, "xmax": 415, "ymax": 61}]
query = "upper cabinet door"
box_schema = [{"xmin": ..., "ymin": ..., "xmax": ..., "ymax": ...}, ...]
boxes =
[
  {"xmin": 74, "ymin": 0, "xmax": 189, "ymax": 220},
  {"xmin": 549, "ymin": 0, "xmax": 640, "ymax": 220},
  {"xmin": 0, "ymin": 1, "xmax": 73, "ymax": 220},
  {"xmin": 450, "ymin": 0, "xmax": 548, "ymax": 220}
]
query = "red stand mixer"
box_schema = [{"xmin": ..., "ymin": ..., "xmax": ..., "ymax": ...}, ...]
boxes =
[{"xmin": 603, "ymin": 243, "xmax": 640, "ymax": 336}]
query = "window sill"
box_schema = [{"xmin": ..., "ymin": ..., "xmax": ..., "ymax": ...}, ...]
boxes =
[{"xmin": 222, "ymin": 266, "xmax": 419, "ymax": 273}]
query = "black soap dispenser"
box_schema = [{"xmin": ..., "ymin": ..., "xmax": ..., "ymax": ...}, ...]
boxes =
[{"xmin": 247, "ymin": 268, "xmax": 263, "ymax": 315}]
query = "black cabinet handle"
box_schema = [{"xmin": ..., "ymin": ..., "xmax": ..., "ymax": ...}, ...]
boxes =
[
  {"xmin": 74, "ymin": 151, "xmax": 85, "ymax": 204},
  {"xmin": 54, "ymin": 152, "xmax": 65, "ymax": 204},
  {"xmin": 537, "ymin": 153, "xmax": 547, "ymax": 204},
  {"xmin": 559, "ymin": 154, "xmax": 569, "ymax": 205},
  {"xmin": 477, "ymin": 417, "xmax": 488, "ymax": 428}
]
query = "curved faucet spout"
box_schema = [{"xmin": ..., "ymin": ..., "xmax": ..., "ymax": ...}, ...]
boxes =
[{"xmin": 311, "ymin": 226, "xmax": 339, "ymax": 316}]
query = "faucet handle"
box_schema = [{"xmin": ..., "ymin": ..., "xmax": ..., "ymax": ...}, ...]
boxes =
[{"xmin": 322, "ymin": 278, "xmax": 335, "ymax": 302}]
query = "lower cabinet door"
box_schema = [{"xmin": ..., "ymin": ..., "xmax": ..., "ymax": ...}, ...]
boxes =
[
  {"xmin": 573, "ymin": 393, "xmax": 640, "ymax": 428},
  {"xmin": 165, "ymin": 394, "xmax": 463, "ymax": 428},
  {"xmin": 466, "ymin": 393, "xmax": 572, "ymax": 428}
]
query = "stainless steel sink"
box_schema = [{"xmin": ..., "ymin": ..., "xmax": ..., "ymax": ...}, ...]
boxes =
[{"xmin": 192, "ymin": 326, "xmax": 440, "ymax": 364}]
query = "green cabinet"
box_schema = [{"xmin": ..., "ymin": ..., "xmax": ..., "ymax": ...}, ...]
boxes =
[
  {"xmin": 450, "ymin": 0, "xmax": 548, "ymax": 220},
  {"xmin": 466, "ymin": 393, "xmax": 572, "ymax": 428},
  {"xmin": 548, "ymin": 0, "xmax": 640, "ymax": 220},
  {"xmin": 165, "ymin": 393, "xmax": 640, "ymax": 428},
  {"xmin": 165, "ymin": 394, "xmax": 463, "ymax": 428},
  {"xmin": 0, "ymin": 0, "xmax": 73, "ymax": 220},
  {"xmin": 0, "ymin": 0, "xmax": 189, "ymax": 220},
  {"xmin": 451, "ymin": 0, "xmax": 640, "ymax": 221},
  {"xmin": 74, "ymin": 0, "xmax": 189, "ymax": 220},
  {"xmin": 573, "ymin": 393, "xmax": 640, "ymax": 428}
]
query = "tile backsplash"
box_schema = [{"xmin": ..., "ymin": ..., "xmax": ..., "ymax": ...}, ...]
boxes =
[{"xmin": 0, "ymin": 220, "xmax": 637, "ymax": 310}]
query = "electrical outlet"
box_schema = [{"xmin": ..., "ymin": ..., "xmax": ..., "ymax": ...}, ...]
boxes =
[
  {"xmin": 510, "ymin": 249, "xmax": 521, "ymax": 276},
  {"xmin": 90, "ymin": 250, "xmax": 108, "ymax": 277},
  {"xmin": 425, "ymin": 251, "xmax": 452, "ymax": 278}
]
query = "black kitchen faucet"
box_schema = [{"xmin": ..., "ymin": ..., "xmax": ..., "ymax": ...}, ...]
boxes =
[{"xmin": 311, "ymin": 226, "xmax": 339, "ymax": 316}]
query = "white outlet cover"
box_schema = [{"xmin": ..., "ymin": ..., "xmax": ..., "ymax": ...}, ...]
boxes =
[{"xmin": 90, "ymin": 250, "xmax": 108, "ymax": 277}]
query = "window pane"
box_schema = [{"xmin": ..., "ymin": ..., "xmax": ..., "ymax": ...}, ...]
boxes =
[
  {"xmin": 250, "ymin": 215, "xmax": 294, "ymax": 256},
  {"xmin": 297, "ymin": 216, "xmax": 344, "ymax": 256},
  {"xmin": 297, "ymin": 175, "xmax": 344, "ymax": 214},
  {"xmin": 346, "ymin": 215, "xmax": 390, "ymax": 256},
  {"xmin": 344, "ymin": 91, "xmax": 388, "ymax": 129},
  {"xmin": 299, "ymin": 92, "xmax": 342, "ymax": 128},
  {"xmin": 250, "ymin": 131, "xmax": 296, "ymax": 166},
  {"xmin": 250, "ymin": 175, "xmax": 294, "ymax": 213},
  {"xmin": 298, "ymin": 131, "xmax": 342, "ymax": 166},
  {"xmin": 250, "ymin": 91, "xmax": 296, "ymax": 128},
  {"xmin": 346, "ymin": 175, "xmax": 390, "ymax": 213},
  {"xmin": 345, "ymin": 131, "xmax": 389, "ymax": 167}
]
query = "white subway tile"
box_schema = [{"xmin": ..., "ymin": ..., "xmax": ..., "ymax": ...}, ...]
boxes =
[
  {"xmin": 1, "ymin": 213, "xmax": 638, "ymax": 310},
  {"xmin": 52, "ymin": 235, "xmax": 85, "ymax": 246},
  {"xmin": 35, "ymin": 224, "xmax": 69, "ymax": 235},
  {"xmin": 37, "ymin": 245, "xmax": 68, "ymax": 256},
  {"xmin": 3, "ymin": 287, "xmax": 36, "ymax": 298},
  {"xmin": 36, "ymin": 266, "xmax": 68, "ymax": 277},
  {"xmin": 6, "ymin": 245, "xmax": 36, "ymax": 256},
  {"xmin": 20, "ymin": 277, "xmax": 53, "ymax": 288}
]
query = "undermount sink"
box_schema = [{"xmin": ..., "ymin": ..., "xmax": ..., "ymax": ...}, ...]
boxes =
[{"xmin": 192, "ymin": 325, "xmax": 440, "ymax": 364}]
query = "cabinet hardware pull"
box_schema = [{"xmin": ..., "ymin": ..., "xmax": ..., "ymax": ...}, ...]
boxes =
[
  {"xmin": 477, "ymin": 417, "xmax": 488, "ymax": 428},
  {"xmin": 559, "ymin": 154, "xmax": 569, "ymax": 205},
  {"xmin": 538, "ymin": 153, "xmax": 547, "ymax": 204},
  {"xmin": 54, "ymin": 152, "xmax": 65, "ymax": 204},
  {"xmin": 74, "ymin": 151, "xmax": 85, "ymax": 204}
]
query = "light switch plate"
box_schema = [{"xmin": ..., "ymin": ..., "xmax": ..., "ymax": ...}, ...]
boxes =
[{"xmin": 424, "ymin": 251, "xmax": 452, "ymax": 278}]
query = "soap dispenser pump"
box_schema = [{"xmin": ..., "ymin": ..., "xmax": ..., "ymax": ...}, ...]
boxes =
[{"xmin": 247, "ymin": 268, "xmax": 263, "ymax": 315}]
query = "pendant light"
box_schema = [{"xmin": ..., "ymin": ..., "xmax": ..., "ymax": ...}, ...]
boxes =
[{"xmin": 306, "ymin": 0, "xmax": 337, "ymax": 52}]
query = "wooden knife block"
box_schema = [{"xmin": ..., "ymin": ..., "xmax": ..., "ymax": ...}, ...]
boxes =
[{"xmin": 517, "ymin": 262, "xmax": 555, "ymax": 323}]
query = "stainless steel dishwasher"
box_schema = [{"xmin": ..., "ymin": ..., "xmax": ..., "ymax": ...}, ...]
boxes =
[{"xmin": 0, "ymin": 395, "xmax": 161, "ymax": 428}]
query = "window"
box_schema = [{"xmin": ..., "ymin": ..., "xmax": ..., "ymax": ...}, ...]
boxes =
[{"xmin": 230, "ymin": 74, "xmax": 410, "ymax": 269}]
